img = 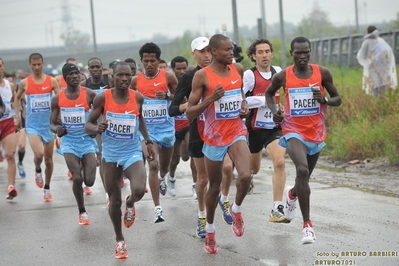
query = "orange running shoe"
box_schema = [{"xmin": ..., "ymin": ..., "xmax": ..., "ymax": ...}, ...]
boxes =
[
  {"xmin": 83, "ymin": 186, "xmax": 92, "ymax": 196},
  {"xmin": 115, "ymin": 241, "xmax": 128, "ymax": 259},
  {"xmin": 204, "ymin": 232, "xmax": 218, "ymax": 254},
  {"xmin": 35, "ymin": 172, "xmax": 44, "ymax": 188},
  {"xmin": 79, "ymin": 212, "xmax": 90, "ymax": 225},
  {"xmin": 6, "ymin": 185, "xmax": 18, "ymax": 200},
  {"xmin": 124, "ymin": 195, "xmax": 136, "ymax": 228},
  {"xmin": 229, "ymin": 205, "xmax": 245, "ymax": 237},
  {"xmin": 43, "ymin": 189, "xmax": 52, "ymax": 202}
]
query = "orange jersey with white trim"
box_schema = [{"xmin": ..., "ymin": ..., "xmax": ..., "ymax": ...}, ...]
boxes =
[
  {"xmin": 202, "ymin": 65, "xmax": 247, "ymax": 146},
  {"xmin": 282, "ymin": 64, "xmax": 327, "ymax": 142}
]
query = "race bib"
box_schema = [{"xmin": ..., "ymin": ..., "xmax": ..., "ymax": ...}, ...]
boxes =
[
  {"xmin": 60, "ymin": 107, "xmax": 85, "ymax": 129},
  {"xmin": 30, "ymin": 93, "xmax": 51, "ymax": 113},
  {"xmin": 105, "ymin": 111, "xmax": 136, "ymax": 140},
  {"xmin": 142, "ymin": 99, "xmax": 168, "ymax": 124},
  {"xmin": 254, "ymin": 105, "xmax": 278, "ymax": 129},
  {"xmin": 288, "ymin": 88, "xmax": 320, "ymax": 117},
  {"xmin": 214, "ymin": 89, "xmax": 242, "ymax": 119}
]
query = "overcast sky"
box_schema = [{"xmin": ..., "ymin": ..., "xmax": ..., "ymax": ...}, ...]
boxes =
[{"xmin": 1, "ymin": 0, "xmax": 397, "ymax": 49}]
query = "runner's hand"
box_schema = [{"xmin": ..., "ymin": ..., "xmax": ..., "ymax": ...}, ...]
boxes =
[
  {"xmin": 273, "ymin": 109, "xmax": 284, "ymax": 123},
  {"xmin": 57, "ymin": 126, "xmax": 68, "ymax": 137}
]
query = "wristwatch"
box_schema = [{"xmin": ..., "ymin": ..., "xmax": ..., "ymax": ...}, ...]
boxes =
[
  {"xmin": 323, "ymin": 97, "xmax": 329, "ymax": 104},
  {"xmin": 166, "ymin": 90, "xmax": 171, "ymax": 98},
  {"xmin": 145, "ymin": 139, "xmax": 153, "ymax": 145}
]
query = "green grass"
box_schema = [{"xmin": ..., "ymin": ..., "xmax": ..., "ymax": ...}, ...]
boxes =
[{"xmin": 324, "ymin": 66, "xmax": 399, "ymax": 165}]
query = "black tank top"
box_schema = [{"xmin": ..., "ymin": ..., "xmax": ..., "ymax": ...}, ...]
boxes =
[{"xmin": 85, "ymin": 74, "xmax": 110, "ymax": 90}]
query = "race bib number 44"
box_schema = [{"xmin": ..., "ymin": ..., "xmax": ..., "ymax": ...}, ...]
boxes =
[
  {"xmin": 288, "ymin": 88, "xmax": 320, "ymax": 116},
  {"xmin": 142, "ymin": 99, "xmax": 168, "ymax": 124},
  {"xmin": 105, "ymin": 112, "xmax": 136, "ymax": 140},
  {"xmin": 254, "ymin": 105, "xmax": 278, "ymax": 129},
  {"xmin": 214, "ymin": 89, "xmax": 242, "ymax": 119}
]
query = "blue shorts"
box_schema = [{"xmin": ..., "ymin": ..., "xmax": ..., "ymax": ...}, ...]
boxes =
[
  {"xmin": 140, "ymin": 130, "xmax": 175, "ymax": 149},
  {"xmin": 26, "ymin": 127, "xmax": 55, "ymax": 143},
  {"xmin": 202, "ymin": 136, "xmax": 247, "ymax": 161},
  {"xmin": 60, "ymin": 136, "xmax": 97, "ymax": 158},
  {"xmin": 103, "ymin": 150, "xmax": 143, "ymax": 171},
  {"xmin": 279, "ymin": 133, "xmax": 326, "ymax": 156}
]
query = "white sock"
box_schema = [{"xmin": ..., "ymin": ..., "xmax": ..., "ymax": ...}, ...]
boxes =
[
  {"xmin": 232, "ymin": 202, "xmax": 241, "ymax": 213},
  {"xmin": 158, "ymin": 172, "xmax": 164, "ymax": 181},
  {"xmin": 221, "ymin": 194, "xmax": 229, "ymax": 202},
  {"xmin": 155, "ymin": 205, "xmax": 162, "ymax": 210},
  {"xmin": 206, "ymin": 222, "xmax": 215, "ymax": 233},
  {"xmin": 168, "ymin": 176, "xmax": 176, "ymax": 181},
  {"xmin": 198, "ymin": 211, "xmax": 206, "ymax": 218},
  {"xmin": 273, "ymin": 201, "xmax": 283, "ymax": 210}
]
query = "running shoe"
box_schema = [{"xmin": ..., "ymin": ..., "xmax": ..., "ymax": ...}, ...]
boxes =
[
  {"xmin": 269, "ymin": 204, "xmax": 287, "ymax": 223},
  {"xmin": 192, "ymin": 184, "xmax": 197, "ymax": 200},
  {"xmin": 196, "ymin": 216, "xmax": 206, "ymax": 239},
  {"xmin": 17, "ymin": 163, "xmax": 26, "ymax": 178},
  {"xmin": 83, "ymin": 186, "xmax": 92, "ymax": 196},
  {"xmin": 167, "ymin": 175, "xmax": 176, "ymax": 197},
  {"xmin": 159, "ymin": 178, "xmax": 167, "ymax": 196},
  {"xmin": 229, "ymin": 205, "xmax": 245, "ymax": 237},
  {"xmin": 79, "ymin": 212, "xmax": 90, "ymax": 225},
  {"xmin": 67, "ymin": 171, "xmax": 72, "ymax": 180},
  {"xmin": 204, "ymin": 232, "xmax": 218, "ymax": 254},
  {"xmin": 302, "ymin": 224, "xmax": 316, "ymax": 244},
  {"xmin": 247, "ymin": 174, "xmax": 254, "ymax": 195},
  {"xmin": 154, "ymin": 207, "xmax": 165, "ymax": 223},
  {"xmin": 124, "ymin": 195, "xmax": 136, "ymax": 228},
  {"xmin": 43, "ymin": 189, "xmax": 52, "ymax": 202},
  {"xmin": 218, "ymin": 194, "xmax": 233, "ymax": 225},
  {"xmin": 35, "ymin": 172, "xmax": 44, "ymax": 188},
  {"xmin": 284, "ymin": 187, "xmax": 297, "ymax": 222},
  {"xmin": 115, "ymin": 241, "xmax": 128, "ymax": 259},
  {"xmin": 6, "ymin": 185, "xmax": 18, "ymax": 200}
]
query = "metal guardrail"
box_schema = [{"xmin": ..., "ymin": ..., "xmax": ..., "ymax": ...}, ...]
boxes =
[{"xmin": 309, "ymin": 29, "xmax": 399, "ymax": 67}]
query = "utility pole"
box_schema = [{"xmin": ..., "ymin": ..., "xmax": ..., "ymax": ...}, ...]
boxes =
[
  {"xmin": 355, "ymin": 0, "xmax": 359, "ymax": 32},
  {"xmin": 231, "ymin": 0, "xmax": 239, "ymax": 44},
  {"xmin": 260, "ymin": 0, "xmax": 267, "ymax": 38},
  {"xmin": 278, "ymin": 0, "xmax": 286, "ymax": 68},
  {"xmin": 90, "ymin": 0, "xmax": 98, "ymax": 54}
]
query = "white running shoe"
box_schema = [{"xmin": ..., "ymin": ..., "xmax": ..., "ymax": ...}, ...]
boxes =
[
  {"xmin": 167, "ymin": 174, "xmax": 176, "ymax": 197},
  {"xmin": 302, "ymin": 225, "xmax": 316, "ymax": 244},
  {"xmin": 284, "ymin": 187, "xmax": 297, "ymax": 222},
  {"xmin": 154, "ymin": 207, "xmax": 165, "ymax": 223}
]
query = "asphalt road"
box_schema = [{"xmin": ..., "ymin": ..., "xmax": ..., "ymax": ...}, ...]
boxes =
[{"xmin": 0, "ymin": 142, "xmax": 398, "ymax": 266}]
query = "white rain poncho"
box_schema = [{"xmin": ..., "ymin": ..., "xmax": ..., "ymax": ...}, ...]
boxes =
[{"xmin": 356, "ymin": 30, "xmax": 397, "ymax": 95}]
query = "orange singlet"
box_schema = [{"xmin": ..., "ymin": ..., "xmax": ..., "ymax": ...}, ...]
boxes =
[
  {"xmin": 202, "ymin": 65, "xmax": 247, "ymax": 146},
  {"xmin": 282, "ymin": 64, "xmax": 327, "ymax": 142}
]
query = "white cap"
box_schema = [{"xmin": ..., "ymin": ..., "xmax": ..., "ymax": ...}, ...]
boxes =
[{"xmin": 191, "ymin": 37, "xmax": 209, "ymax": 52}]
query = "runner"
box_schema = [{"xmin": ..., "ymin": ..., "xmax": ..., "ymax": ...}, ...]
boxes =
[
  {"xmin": 50, "ymin": 63, "xmax": 97, "ymax": 224},
  {"xmin": 243, "ymin": 38, "xmax": 287, "ymax": 222},
  {"xmin": 186, "ymin": 34, "xmax": 251, "ymax": 253},
  {"xmin": 0, "ymin": 58, "xmax": 18, "ymax": 199},
  {"xmin": 130, "ymin": 42, "xmax": 178, "ymax": 223},
  {"xmin": 85, "ymin": 61, "xmax": 155, "ymax": 259},
  {"xmin": 15, "ymin": 53, "xmax": 60, "ymax": 202},
  {"xmin": 265, "ymin": 36, "xmax": 342, "ymax": 244}
]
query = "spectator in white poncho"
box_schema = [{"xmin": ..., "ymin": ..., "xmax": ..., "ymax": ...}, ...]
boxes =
[{"xmin": 356, "ymin": 26, "xmax": 397, "ymax": 96}]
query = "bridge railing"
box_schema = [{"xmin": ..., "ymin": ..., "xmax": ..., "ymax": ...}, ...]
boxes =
[{"xmin": 309, "ymin": 29, "xmax": 399, "ymax": 67}]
